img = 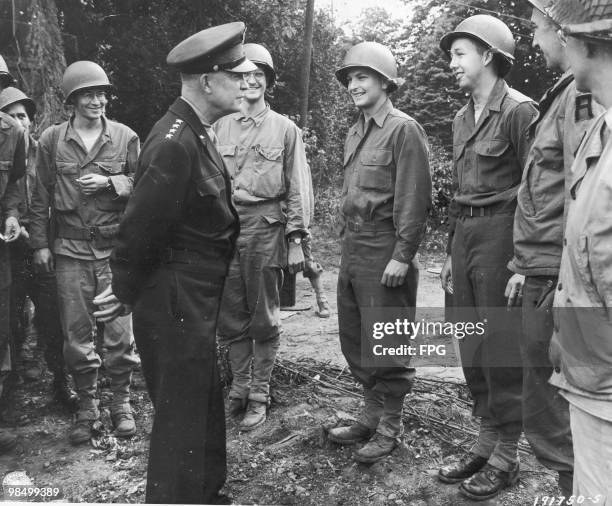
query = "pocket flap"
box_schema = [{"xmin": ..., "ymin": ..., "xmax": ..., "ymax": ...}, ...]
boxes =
[
  {"xmin": 217, "ymin": 144, "xmax": 236, "ymax": 157},
  {"xmin": 256, "ymin": 146, "xmax": 283, "ymax": 161},
  {"xmin": 94, "ymin": 161, "xmax": 124, "ymax": 174},
  {"xmin": 196, "ymin": 173, "xmax": 225, "ymax": 198},
  {"xmin": 360, "ymin": 149, "xmax": 392, "ymax": 166},
  {"xmin": 474, "ymin": 139, "xmax": 510, "ymax": 157}
]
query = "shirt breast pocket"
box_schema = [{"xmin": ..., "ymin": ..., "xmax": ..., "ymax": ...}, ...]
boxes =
[
  {"xmin": 54, "ymin": 161, "xmax": 80, "ymax": 211},
  {"xmin": 250, "ymin": 145, "xmax": 285, "ymax": 198},
  {"xmin": 358, "ymin": 149, "xmax": 393, "ymax": 192},
  {"xmin": 474, "ymin": 139, "xmax": 513, "ymax": 189},
  {"xmin": 217, "ymin": 144, "xmax": 237, "ymax": 175},
  {"xmin": 193, "ymin": 173, "xmax": 235, "ymax": 231}
]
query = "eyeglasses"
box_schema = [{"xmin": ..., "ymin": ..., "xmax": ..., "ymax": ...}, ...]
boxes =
[
  {"xmin": 243, "ymin": 70, "xmax": 267, "ymax": 81},
  {"xmin": 9, "ymin": 112, "xmax": 28, "ymax": 120},
  {"xmin": 80, "ymin": 91, "xmax": 107, "ymax": 102}
]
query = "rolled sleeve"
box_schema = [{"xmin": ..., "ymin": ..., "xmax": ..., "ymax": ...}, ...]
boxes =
[
  {"xmin": 391, "ymin": 120, "xmax": 432, "ymax": 263},
  {"xmin": 283, "ymin": 124, "xmax": 311, "ymax": 237},
  {"xmin": 109, "ymin": 134, "xmax": 140, "ymax": 198}
]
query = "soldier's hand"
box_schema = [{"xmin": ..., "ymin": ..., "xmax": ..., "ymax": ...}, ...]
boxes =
[
  {"xmin": 76, "ymin": 174, "xmax": 110, "ymax": 195},
  {"xmin": 3, "ymin": 216, "xmax": 22, "ymax": 243},
  {"xmin": 33, "ymin": 248, "xmax": 54, "ymax": 273},
  {"xmin": 505, "ymin": 273, "xmax": 525, "ymax": 308},
  {"xmin": 287, "ymin": 242, "xmax": 305, "ymax": 274},
  {"xmin": 381, "ymin": 259, "xmax": 409, "ymax": 288},
  {"xmin": 440, "ymin": 255, "xmax": 453, "ymax": 294},
  {"xmin": 93, "ymin": 286, "xmax": 132, "ymax": 323}
]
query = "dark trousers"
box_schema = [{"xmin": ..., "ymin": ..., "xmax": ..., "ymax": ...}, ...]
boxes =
[
  {"xmin": 338, "ymin": 229, "xmax": 417, "ymax": 397},
  {"xmin": 0, "ymin": 245, "xmax": 10, "ymax": 377},
  {"xmin": 9, "ymin": 240, "xmax": 65, "ymax": 376},
  {"xmin": 133, "ymin": 265, "xmax": 227, "ymax": 504},
  {"xmin": 521, "ymin": 275, "xmax": 573, "ymax": 475},
  {"xmin": 451, "ymin": 214, "xmax": 523, "ymax": 464}
]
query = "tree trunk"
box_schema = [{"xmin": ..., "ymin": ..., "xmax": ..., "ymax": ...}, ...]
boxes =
[
  {"xmin": 298, "ymin": 0, "xmax": 315, "ymax": 129},
  {"xmin": 1, "ymin": 0, "xmax": 66, "ymax": 134}
]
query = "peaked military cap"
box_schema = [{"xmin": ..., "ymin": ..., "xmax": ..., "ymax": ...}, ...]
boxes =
[{"xmin": 167, "ymin": 22, "xmax": 257, "ymax": 74}]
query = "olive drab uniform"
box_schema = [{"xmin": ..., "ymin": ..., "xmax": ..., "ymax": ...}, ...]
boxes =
[
  {"xmin": 447, "ymin": 78, "xmax": 538, "ymax": 471},
  {"xmin": 338, "ymin": 98, "xmax": 431, "ymax": 438},
  {"xmin": 29, "ymin": 117, "xmax": 140, "ymax": 422},
  {"xmin": 215, "ymin": 104, "xmax": 311, "ymax": 407},
  {"xmin": 0, "ymin": 111, "xmax": 25, "ymax": 400},
  {"xmin": 111, "ymin": 97, "xmax": 240, "ymax": 504}
]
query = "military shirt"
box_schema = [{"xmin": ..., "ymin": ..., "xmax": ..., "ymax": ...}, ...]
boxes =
[
  {"xmin": 340, "ymin": 98, "xmax": 431, "ymax": 263},
  {"xmin": 215, "ymin": 104, "xmax": 311, "ymax": 235},
  {"xmin": 550, "ymin": 109, "xmax": 612, "ymax": 413},
  {"xmin": 29, "ymin": 116, "xmax": 139, "ymax": 260},
  {"xmin": 447, "ymin": 78, "xmax": 538, "ymax": 254},
  {"xmin": 509, "ymin": 72, "xmax": 601, "ymax": 277}
]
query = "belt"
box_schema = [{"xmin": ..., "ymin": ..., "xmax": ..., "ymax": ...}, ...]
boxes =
[
  {"xmin": 457, "ymin": 202, "xmax": 515, "ymax": 217},
  {"xmin": 56, "ymin": 223, "xmax": 118, "ymax": 240},
  {"xmin": 344, "ymin": 219, "xmax": 395, "ymax": 233}
]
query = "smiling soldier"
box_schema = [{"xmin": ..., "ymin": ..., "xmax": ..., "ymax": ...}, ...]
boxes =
[
  {"xmin": 437, "ymin": 15, "xmax": 538, "ymax": 501},
  {"xmin": 329, "ymin": 41, "xmax": 431, "ymax": 463},
  {"xmin": 215, "ymin": 43, "xmax": 312, "ymax": 431},
  {"xmin": 28, "ymin": 61, "xmax": 140, "ymax": 445}
]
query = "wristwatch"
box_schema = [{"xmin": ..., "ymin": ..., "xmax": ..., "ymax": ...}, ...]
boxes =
[
  {"xmin": 105, "ymin": 177, "xmax": 112, "ymax": 190},
  {"xmin": 288, "ymin": 235, "xmax": 302, "ymax": 245}
]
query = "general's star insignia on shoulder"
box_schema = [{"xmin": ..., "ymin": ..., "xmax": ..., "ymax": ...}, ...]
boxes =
[{"xmin": 165, "ymin": 119, "xmax": 185, "ymax": 140}]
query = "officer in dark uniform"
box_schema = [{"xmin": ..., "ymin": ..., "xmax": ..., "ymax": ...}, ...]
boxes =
[{"xmin": 93, "ymin": 23, "xmax": 256, "ymax": 504}]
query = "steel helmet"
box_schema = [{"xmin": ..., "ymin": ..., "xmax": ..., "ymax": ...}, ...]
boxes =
[
  {"xmin": 243, "ymin": 43, "xmax": 276, "ymax": 86},
  {"xmin": 335, "ymin": 41, "xmax": 400, "ymax": 93},
  {"xmin": 440, "ymin": 15, "xmax": 516, "ymax": 76},
  {"xmin": 61, "ymin": 61, "xmax": 112, "ymax": 103},
  {"xmin": 0, "ymin": 55, "xmax": 15, "ymax": 88},
  {"xmin": 0, "ymin": 87, "xmax": 36, "ymax": 120}
]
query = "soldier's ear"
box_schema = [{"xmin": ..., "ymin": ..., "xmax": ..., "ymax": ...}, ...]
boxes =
[
  {"xmin": 556, "ymin": 29, "xmax": 567, "ymax": 47},
  {"xmin": 199, "ymin": 73, "xmax": 212, "ymax": 93}
]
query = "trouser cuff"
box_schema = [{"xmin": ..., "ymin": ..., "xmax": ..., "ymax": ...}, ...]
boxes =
[
  {"xmin": 248, "ymin": 392, "xmax": 269, "ymax": 404},
  {"xmin": 488, "ymin": 453, "xmax": 519, "ymax": 472}
]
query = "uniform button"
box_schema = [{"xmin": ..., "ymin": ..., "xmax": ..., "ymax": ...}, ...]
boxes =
[
  {"xmin": 554, "ymin": 367, "xmax": 561, "ymax": 373},
  {"xmin": 546, "ymin": 279, "xmax": 553, "ymax": 287},
  {"xmin": 557, "ymin": 283, "xmax": 563, "ymax": 291}
]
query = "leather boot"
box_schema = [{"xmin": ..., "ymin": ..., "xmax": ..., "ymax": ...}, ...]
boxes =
[
  {"xmin": 438, "ymin": 453, "xmax": 488, "ymax": 484},
  {"xmin": 354, "ymin": 432, "xmax": 399, "ymax": 463},
  {"xmin": 69, "ymin": 409, "xmax": 99, "ymax": 445},
  {"xmin": 459, "ymin": 462, "xmax": 520, "ymax": 501},
  {"xmin": 226, "ymin": 396, "xmax": 247, "ymax": 418},
  {"xmin": 316, "ymin": 295, "xmax": 331, "ymax": 318},
  {"xmin": 239, "ymin": 400, "xmax": 267, "ymax": 431},
  {"xmin": 0, "ymin": 428, "xmax": 17, "ymax": 454},
  {"xmin": 328, "ymin": 423, "xmax": 376, "ymax": 444},
  {"xmin": 112, "ymin": 410, "xmax": 136, "ymax": 438},
  {"xmin": 52, "ymin": 371, "xmax": 79, "ymax": 409}
]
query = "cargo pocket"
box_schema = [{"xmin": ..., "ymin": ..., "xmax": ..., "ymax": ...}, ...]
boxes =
[
  {"xmin": 358, "ymin": 149, "xmax": 392, "ymax": 192},
  {"xmin": 54, "ymin": 162, "xmax": 80, "ymax": 211},
  {"xmin": 251, "ymin": 145, "xmax": 284, "ymax": 198}
]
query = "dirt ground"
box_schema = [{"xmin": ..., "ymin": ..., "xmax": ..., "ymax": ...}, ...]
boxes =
[{"xmin": 0, "ymin": 231, "xmax": 561, "ymax": 505}]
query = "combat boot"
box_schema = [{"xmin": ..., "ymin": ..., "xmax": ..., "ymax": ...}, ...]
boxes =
[
  {"xmin": 354, "ymin": 432, "xmax": 399, "ymax": 463},
  {"xmin": 69, "ymin": 411, "xmax": 99, "ymax": 445},
  {"xmin": 226, "ymin": 396, "xmax": 247, "ymax": 418},
  {"xmin": 328, "ymin": 423, "xmax": 376, "ymax": 444},
  {"xmin": 52, "ymin": 371, "xmax": 79, "ymax": 409},
  {"xmin": 239, "ymin": 400, "xmax": 267, "ymax": 431},
  {"xmin": 459, "ymin": 462, "xmax": 520, "ymax": 501},
  {"xmin": 316, "ymin": 295, "xmax": 331, "ymax": 318},
  {"xmin": 112, "ymin": 411, "xmax": 136, "ymax": 438},
  {"xmin": 0, "ymin": 428, "xmax": 17, "ymax": 454}
]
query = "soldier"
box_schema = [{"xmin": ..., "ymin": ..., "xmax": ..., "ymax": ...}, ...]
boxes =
[
  {"xmin": 215, "ymin": 43, "xmax": 312, "ymax": 430},
  {"xmin": 437, "ymin": 16, "xmax": 538, "ymax": 500},
  {"xmin": 328, "ymin": 42, "xmax": 431, "ymax": 463},
  {"xmin": 28, "ymin": 61, "xmax": 140, "ymax": 445},
  {"xmin": 504, "ymin": 0, "xmax": 603, "ymax": 496},
  {"xmin": 546, "ymin": 0, "xmax": 612, "ymax": 498},
  {"xmin": 0, "ymin": 86, "xmax": 77, "ymax": 407},
  {"xmin": 93, "ymin": 23, "xmax": 255, "ymax": 504},
  {"xmin": 0, "ymin": 55, "xmax": 26, "ymax": 454}
]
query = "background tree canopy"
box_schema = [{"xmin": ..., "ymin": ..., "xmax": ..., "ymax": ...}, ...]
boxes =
[{"xmin": 2, "ymin": 0, "xmax": 560, "ymax": 228}]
